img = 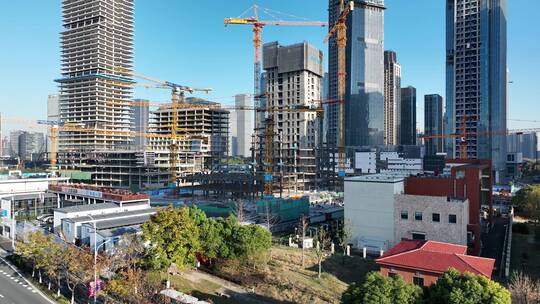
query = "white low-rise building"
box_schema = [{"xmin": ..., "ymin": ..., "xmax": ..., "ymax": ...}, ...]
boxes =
[
  {"xmin": 53, "ymin": 202, "xmax": 150, "ymax": 233},
  {"xmin": 344, "ymin": 173, "xmax": 406, "ymax": 253},
  {"xmin": 60, "ymin": 207, "xmax": 155, "ymax": 246},
  {"xmin": 345, "ymin": 173, "xmax": 469, "ymax": 253}
]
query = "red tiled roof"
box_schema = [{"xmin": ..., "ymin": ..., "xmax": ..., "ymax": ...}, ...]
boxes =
[{"xmin": 377, "ymin": 240, "xmax": 494, "ymax": 277}]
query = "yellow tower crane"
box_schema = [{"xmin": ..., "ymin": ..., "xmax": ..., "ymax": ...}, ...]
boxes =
[
  {"xmin": 324, "ymin": 0, "xmax": 354, "ymax": 180},
  {"xmin": 114, "ymin": 67, "xmax": 211, "ymax": 189}
]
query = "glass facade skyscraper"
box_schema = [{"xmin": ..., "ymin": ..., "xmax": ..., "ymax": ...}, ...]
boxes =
[
  {"xmin": 445, "ymin": 0, "xmax": 507, "ymax": 180},
  {"xmin": 425, "ymin": 94, "xmax": 444, "ymax": 156},
  {"xmin": 400, "ymin": 86, "xmax": 417, "ymax": 146},
  {"xmin": 327, "ymin": 0, "xmax": 385, "ymax": 148}
]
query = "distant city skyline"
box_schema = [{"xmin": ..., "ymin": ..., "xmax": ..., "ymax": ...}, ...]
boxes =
[{"xmin": 0, "ymin": 0, "xmax": 539, "ymax": 134}]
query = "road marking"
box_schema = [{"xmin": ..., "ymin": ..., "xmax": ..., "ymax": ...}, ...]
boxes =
[
  {"xmin": 14, "ymin": 279, "xmax": 18, "ymax": 282},
  {"xmin": 26, "ymin": 287, "xmax": 32, "ymax": 290},
  {"xmin": 0, "ymin": 293, "xmax": 4, "ymax": 298},
  {"xmin": 31, "ymin": 290, "xmax": 37, "ymax": 293}
]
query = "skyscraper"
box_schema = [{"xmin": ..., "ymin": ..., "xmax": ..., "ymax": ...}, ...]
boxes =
[
  {"xmin": 263, "ymin": 41, "xmax": 323, "ymax": 189},
  {"xmin": 445, "ymin": 0, "xmax": 507, "ymax": 180},
  {"xmin": 234, "ymin": 94, "xmax": 254, "ymax": 158},
  {"xmin": 400, "ymin": 86, "xmax": 417, "ymax": 146},
  {"xmin": 425, "ymin": 94, "xmax": 444, "ymax": 155},
  {"xmin": 57, "ymin": 0, "xmax": 134, "ymax": 152},
  {"xmin": 383, "ymin": 51, "xmax": 401, "ymax": 145},
  {"xmin": 327, "ymin": 0, "xmax": 385, "ymax": 148},
  {"xmin": 132, "ymin": 99, "xmax": 149, "ymax": 149}
]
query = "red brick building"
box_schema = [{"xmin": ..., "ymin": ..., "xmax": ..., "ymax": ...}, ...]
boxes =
[
  {"xmin": 403, "ymin": 159, "xmax": 492, "ymax": 255},
  {"xmin": 377, "ymin": 239, "xmax": 495, "ymax": 287}
]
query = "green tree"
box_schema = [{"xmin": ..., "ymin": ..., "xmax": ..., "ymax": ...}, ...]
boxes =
[
  {"xmin": 340, "ymin": 272, "xmax": 422, "ymax": 304},
  {"xmin": 512, "ymin": 185, "xmax": 540, "ymax": 223},
  {"xmin": 424, "ymin": 268, "xmax": 510, "ymax": 304},
  {"xmin": 188, "ymin": 206, "xmax": 225, "ymax": 263},
  {"xmin": 142, "ymin": 206, "xmax": 201, "ymax": 269},
  {"xmin": 341, "ymin": 282, "xmax": 363, "ymax": 304},
  {"xmin": 391, "ymin": 275, "xmax": 423, "ymax": 304}
]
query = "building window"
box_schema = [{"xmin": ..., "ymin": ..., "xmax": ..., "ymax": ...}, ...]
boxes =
[
  {"xmin": 401, "ymin": 210, "xmax": 408, "ymax": 220},
  {"xmin": 413, "ymin": 276, "xmax": 424, "ymax": 287},
  {"xmin": 432, "ymin": 213, "xmax": 440, "ymax": 222},
  {"xmin": 412, "ymin": 233, "xmax": 425, "ymax": 240},
  {"xmin": 449, "ymin": 214, "xmax": 457, "ymax": 223},
  {"xmin": 415, "ymin": 211, "xmax": 423, "ymax": 221},
  {"xmin": 389, "ymin": 272, "xmax": 398, "ymax": 278}
]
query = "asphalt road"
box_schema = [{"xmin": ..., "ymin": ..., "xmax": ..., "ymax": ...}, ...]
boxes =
[
  {"xmin": 0, "ymin": 257, "xmax": 53, "ymax": 304},
  {"xmin": 481, "ymin": 216, "xmax": 509, "ymax": 278}
]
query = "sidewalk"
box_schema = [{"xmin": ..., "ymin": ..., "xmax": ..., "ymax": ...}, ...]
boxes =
[{"xmin": 0, "ymin": 235, "xmax": 14, "ymax": 254}]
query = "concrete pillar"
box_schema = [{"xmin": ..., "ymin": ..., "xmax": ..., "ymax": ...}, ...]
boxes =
[
  {"xmin": 346, "ymin": 245, "xmax": 351, "ymax": 256},
  {"xmin": 379, "ymin": 248, "xmax": 384, "ymax": 257},
  {"xmin": 363, "ymin": 247, "xmax": 367, "ymax": 259},
  {"xmin": 331, "ymin": 243, "xmax": 335, "ymax": 254}
]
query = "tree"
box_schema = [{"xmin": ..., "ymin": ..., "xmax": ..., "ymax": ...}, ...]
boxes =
[
  {"xmin": 61, "ymin": 246, "xmax": 95, "ymax": 304},
  {"xmin": 424, "ymin": 268, "xmax": 510, "ymax": 304},
  {"xmin": 43, "ymin": 240, "xmax": 64, "ymax": 295},
  {"xmin": 337, "ymin": 219, "xmax": 353, "ymax": 264},
  {"xmin": 188, "ymin": 206, "xmax": 225, "ymax": 263},
  {"xmin": 508, "ymin": 271, "xmax": 540, "ymax": 304},
  {"xmin": 142, "ymin": 206, "xmax": 201, "ymax": 270},
  {"xmin": 314, "ymin": 228, "xmax": 331, "ymax": 279},
  {"xmin": 512, "ymin": 185, "xmax": 540, "ymax": 223},
  {"xmin": 16, "ymin": 230, "xmax": 52, "ymax": 282},
  {"xmin": 390, "ymin": 275, "xmax": 423, "ymax": 304},
  {"xmin": 298, "ymin": 214, "xmax": 308, "ymax": 268}
]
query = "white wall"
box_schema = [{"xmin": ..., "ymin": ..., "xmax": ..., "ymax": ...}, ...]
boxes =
[
  {"xmin": 344, "ymin": 177, "xmax": 403, "ymax": 252},
  {"xmin": 355, "ymin": 152, "xmax": 377, "ymax": 173}
]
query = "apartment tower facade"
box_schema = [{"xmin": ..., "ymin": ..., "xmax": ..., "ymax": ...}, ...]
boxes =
[
  {"xmin": 262, "ymin": 41, "xmax": 323, "ymax": 189},
  {"xmin": 383, "ymin": 51, "xmax": 401, "ymax": 145},
  {"xmin": 445, "ymin": 0, "xmax": 507, "ymax": 180}
]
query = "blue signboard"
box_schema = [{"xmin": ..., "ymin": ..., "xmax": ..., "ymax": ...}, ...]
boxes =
[
  {"xmin": 0, "ymin": 209, "xmax": 7, "ymax": 218},
  {"xmin": 264, "ymin": 174, "xmax": 273, "ymax": 182}
]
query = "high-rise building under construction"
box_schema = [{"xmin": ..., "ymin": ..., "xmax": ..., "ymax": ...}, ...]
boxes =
[{"xmin": 57, "ymin": 0, "xmax": 134, "ymax": 151}]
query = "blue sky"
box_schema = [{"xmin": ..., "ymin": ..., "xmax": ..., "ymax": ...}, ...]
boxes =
[{"xmin": 0, "ymin": 0, "xmax": 539, "ymax": 134}]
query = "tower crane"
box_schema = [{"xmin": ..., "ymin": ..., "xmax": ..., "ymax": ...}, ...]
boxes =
[
  {"xmin": 324, "ymin": 0, "xmax": 354, "ymax": 182},
  {"xmin": 224, "ymin": 5, "xmax": 327, "ymax": 148},
  {"xmin": 114, "ymin": 68, "xmax": 212, "ymax": 189}
]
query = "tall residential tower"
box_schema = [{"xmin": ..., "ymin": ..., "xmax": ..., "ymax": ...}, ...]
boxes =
[
  {"xmin": 383, "ymin": 51, "xmax": 401, "ymax": 145},
  {"xmin": 445, "ymin": 0, "xmax": 507, "ymax": 180},
  {"xmin": 263, "ymin": 41, "xmax": 323, "ymax": 189}
]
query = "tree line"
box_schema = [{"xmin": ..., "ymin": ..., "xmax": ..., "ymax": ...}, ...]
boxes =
[
  {"xmin": 341, "ymin": 269, "xmax": 511, "ymax": 304},
  {"xmin": 14, "ymin": 205, "xmax": 273, "ymax": 303}
]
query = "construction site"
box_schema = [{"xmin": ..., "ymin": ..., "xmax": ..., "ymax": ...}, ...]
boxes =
[{"xmin": 3, "ymin": 1, "xmax": 537, "ymax": 235}]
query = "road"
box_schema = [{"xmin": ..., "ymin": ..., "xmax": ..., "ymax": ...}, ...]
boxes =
[
  {"xmin": 0, "ymin": 257, "xmax": 53, "ymax": 304},
  {"xmin": 481, "ymin": 216, "xmax": 509, "ymax": 279}
]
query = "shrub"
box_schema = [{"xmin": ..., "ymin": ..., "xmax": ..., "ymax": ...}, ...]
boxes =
[{"xmin": 513, "ymin": 223, "xmax": 530, "ymax": 234}]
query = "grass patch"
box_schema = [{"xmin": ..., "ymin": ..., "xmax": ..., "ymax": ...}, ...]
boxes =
[
  {"xmin": 511, "ymin": 224, "xmax": 540, "ymax": 280},
  {"xmin": 212, "ymin": 245, "xmax": 377, "ymax": 304}
]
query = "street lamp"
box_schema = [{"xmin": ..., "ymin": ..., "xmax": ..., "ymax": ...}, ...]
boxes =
[{"xmin": 85, "ymin": 215, "xmax": 114, "ymax": 304}]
